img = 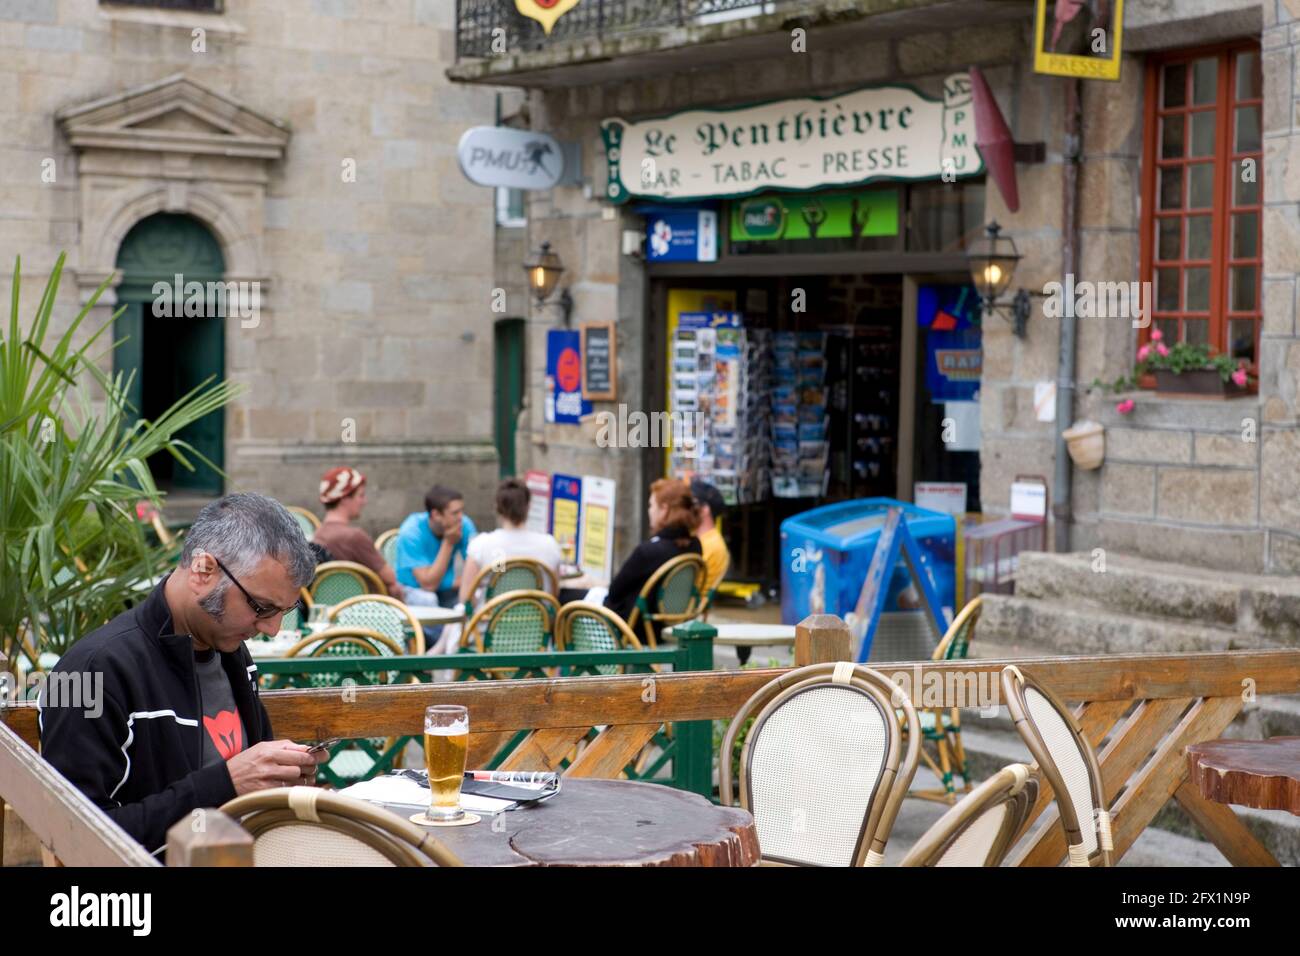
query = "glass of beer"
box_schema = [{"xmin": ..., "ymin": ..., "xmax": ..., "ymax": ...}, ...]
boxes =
[{"xmin": 423, "ymin": 705, "xmax": 469, "ymax": 822}]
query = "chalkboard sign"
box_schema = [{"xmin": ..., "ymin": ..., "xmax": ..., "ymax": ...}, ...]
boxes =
[{"xmin": 581, "ymin": 322, "xmax": 616, "ymax": 401}]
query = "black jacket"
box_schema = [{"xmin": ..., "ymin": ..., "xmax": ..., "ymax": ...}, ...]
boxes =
[
  {"xmin": 604, "ymin": 524, "xmax": 703, "ymax": 625},
  {"xmin": 38, "ymin": 575, "xmax": 273, "ymax": 854}
]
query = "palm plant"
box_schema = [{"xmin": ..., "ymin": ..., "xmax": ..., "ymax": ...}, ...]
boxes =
[{"xmin": 0, "ymin": 253, "xmax": 242, "ymax": 673}]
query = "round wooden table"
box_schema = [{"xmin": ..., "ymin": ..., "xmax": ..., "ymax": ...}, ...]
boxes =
[
  {"xmin": 1185, "ymin": 736, "xmax": 1300, "ymax": 816},
  {"xmin": 386, "ymin": 779, "xmax": 759, "ymax": 866}
]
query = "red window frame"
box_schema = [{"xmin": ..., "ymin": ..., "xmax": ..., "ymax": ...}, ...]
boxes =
[{"xmin": 1140, "ymin": 42, "xmax": 1263, "ymax": 377}]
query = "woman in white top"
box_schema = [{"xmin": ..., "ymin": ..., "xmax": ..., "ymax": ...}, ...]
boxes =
[{"xmin": 457, "ymin": 478, "xmax": 563, "ymax": 606}]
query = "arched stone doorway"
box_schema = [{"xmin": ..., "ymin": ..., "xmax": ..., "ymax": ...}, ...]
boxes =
[{"xmin": 114, "ymin": 212, "xmax": 226, "ymax": 495}]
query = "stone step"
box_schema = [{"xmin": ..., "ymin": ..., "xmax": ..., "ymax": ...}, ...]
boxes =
[
  {"xmin": 978, "ymin": 593, "xmax": 1282, "ymax": 656},
  {"xmin": 953, "ymin": 723, "xmax": 1300, "ymax": 866},
  {"xmin": 1012, "ymin": 551, "xmax": 1300, "ymax": 644}
]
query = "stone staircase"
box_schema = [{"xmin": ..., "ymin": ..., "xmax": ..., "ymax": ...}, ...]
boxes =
[{"xmin": 962, "ymin": 550, "xmax": 1300, "ymax": 864}]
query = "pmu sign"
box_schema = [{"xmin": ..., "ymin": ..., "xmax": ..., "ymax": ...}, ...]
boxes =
[{"xmin": 457, "ymin": 126, "xmax": 564, "ymax": 190}]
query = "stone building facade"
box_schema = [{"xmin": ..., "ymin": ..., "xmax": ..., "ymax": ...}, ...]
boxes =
[
  {"xmin": 449, "ymin": 0, "xmax": 1300, "ymax": 576},
  {"xmin": 1, "ymin": 0, "xmax": 510, "ymax": 533}
]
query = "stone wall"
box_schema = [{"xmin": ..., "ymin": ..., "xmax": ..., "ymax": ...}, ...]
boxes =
[{"xmin": 0, "ymin": 0, "xmax": 505, "ymax": 534}]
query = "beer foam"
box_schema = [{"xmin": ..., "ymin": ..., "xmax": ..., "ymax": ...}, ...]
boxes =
[{"xmin": 426, "ymin": 723, "xmax": 467, "ymax": 735}]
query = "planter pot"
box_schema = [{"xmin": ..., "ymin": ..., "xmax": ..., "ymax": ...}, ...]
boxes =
[
  {"xmin": 1062, "ymin": 420, "xmax": 1105, "ymax": 470},
  {"xmin": 1154, "ymin": 368, "xmax": 1248, "ymax": 397}
]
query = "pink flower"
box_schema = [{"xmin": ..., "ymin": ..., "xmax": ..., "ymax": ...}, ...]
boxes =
[
  {"xmin": 1137, "ymin": 344, "xmax": 1150, "ymax": 361},
  {"xmin": 1116, "ymin": 399, "xmax": 1136, "ymax": 415},
  {"xmin": 1155, "ymin": 343, "xmax": 1169, "ymax": 357},
  {"xmin": 1150, "ymin": 328, "xmax": 1163, "ymax": 342},
  {"xmin": 1231, "ymin": 368, "xmax": 1248, "ymax": 387}
]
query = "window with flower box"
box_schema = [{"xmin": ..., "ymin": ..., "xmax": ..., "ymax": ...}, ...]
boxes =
[{"xmin": 1140, "ymin": 43, "xmax": 1262, "ymax": 377}]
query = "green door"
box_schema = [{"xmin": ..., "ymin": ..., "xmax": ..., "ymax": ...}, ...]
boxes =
[
  {"xmin": 114, "ymin": 213, "xmax": 226, "ymax": 495},
  {"xmin": 493, "ymin": 318, "xmax": 525, "ymax": 478}
]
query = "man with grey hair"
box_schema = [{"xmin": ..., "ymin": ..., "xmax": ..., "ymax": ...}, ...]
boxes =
[{"xmin": 40, "ymin": 493, "xmax": 329, "ymax": 855}]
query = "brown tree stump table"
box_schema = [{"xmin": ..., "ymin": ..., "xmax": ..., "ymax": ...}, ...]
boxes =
[
  {"xmin": 383, "ymin": 779, "xmax": 760, "ymax": 866},
  {"xmin": 1185, "ymin": 736, "xmax": 1300, "ymax": 816}
]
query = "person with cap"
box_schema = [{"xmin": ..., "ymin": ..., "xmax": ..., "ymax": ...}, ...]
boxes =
[
  {"xmin": 690, "ymin": 478, "xmax": 731, "ymax": 594},
  {"xmin": 311, "ymin": 466, "xmax": 402, "ymax": 598}
]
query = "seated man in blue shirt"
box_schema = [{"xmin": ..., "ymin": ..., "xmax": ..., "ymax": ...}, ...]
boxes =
[{"xmin": 395, "ymin": 484, "xmax": 477, "ymax": 608}]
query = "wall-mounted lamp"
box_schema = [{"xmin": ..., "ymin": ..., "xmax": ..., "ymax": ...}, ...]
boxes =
[
  {"xmin": 968, "ymin": 221, "xmax": 1035, "ymax": 339},
  {"xmin": 523, "ymin": 240, "xmax": 573, "ymax": 325}
]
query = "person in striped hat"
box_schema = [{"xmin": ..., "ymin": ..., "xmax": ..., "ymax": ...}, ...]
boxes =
[{"xmin": 311, "ymin": 466, "xmax": 402, "ymax": 597}]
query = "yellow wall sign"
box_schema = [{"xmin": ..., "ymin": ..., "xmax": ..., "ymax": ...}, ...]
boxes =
[
  {"xmin": 515, "ymin": 0, "xmax": 582, "ymax": 36},
  {"xmin": 1033, "ymin": 0, "xmax": 1123, "ymax": 81}
]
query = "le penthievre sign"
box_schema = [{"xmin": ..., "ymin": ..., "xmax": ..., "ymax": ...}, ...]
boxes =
[{"xmin": 601, "ymin": 73, "xmax": 982, "ymax": 204}]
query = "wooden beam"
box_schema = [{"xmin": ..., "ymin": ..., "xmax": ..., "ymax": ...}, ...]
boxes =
[
  {"xmin": 1106, "ymin": 695, "xmax": 1244, "ymax": 862},
  {"xmin": 165, "ymin": 811, "xmax": 254, "ymax": 867},
  {"xmin": 566, "ymin": 724, "xmax": 661, "ymax": 778},
  {"xmin": 4, "ymin": 650, "xmax": 1298, "ymax": 744},
  {"xmin": 498, "ymin": 727, "xmax": 593, "ymax": 772},
  {"xmin": 0, "ymin": 722, "xmax": 157, "ymax": 867},
  {"xmin": 1172, "ymin": 779, "xmax": 1279, "ymax": 867}
]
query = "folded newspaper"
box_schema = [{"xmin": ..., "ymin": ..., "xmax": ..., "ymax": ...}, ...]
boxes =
[{"xmin": 339, "ymin": 770, "xmax": 560, "ymax": 815}]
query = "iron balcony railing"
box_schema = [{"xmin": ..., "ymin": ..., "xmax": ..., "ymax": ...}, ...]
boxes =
[{"xmin": 456, "ymin": 0, "xmax": 800, "ymax": 60}]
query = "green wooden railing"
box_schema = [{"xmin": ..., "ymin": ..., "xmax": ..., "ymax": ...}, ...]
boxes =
[{"xmin": 254, "ymin": 623, "xmax": 716, "ymax": 795}]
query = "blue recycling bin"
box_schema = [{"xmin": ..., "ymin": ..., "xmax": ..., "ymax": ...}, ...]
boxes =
[{"xmin": 780, "ymin": 498, "xmax": 956, "ymax": 626}]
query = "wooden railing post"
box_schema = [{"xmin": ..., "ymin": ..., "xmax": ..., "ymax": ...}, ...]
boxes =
[
  {"xmin": 670, "ymin": 620, "xmax": 716, "ymax": 798},
  {"xmin": 795, "ymin": 614, "xmax": 851, "ymax": 666},
  {"xmin": 166, "ymin": 811, "xmax": 254, "ymax": 867}
]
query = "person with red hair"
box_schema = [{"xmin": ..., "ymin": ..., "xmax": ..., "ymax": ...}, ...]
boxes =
[{"xmin": 599, "ymin": 478, "xmax": 702, "ymax": 626}]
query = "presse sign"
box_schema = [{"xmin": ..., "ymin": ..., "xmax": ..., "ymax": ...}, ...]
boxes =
[{"xmin": 601, "ymin": 73, "xmax": 982, "ymax": 204}]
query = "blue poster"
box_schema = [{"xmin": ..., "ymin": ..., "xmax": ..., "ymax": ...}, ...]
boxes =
[
  {"xmin": 645, "ymin": 209, "xmax": 718, "ymax": 262},
  {"xmin": 545, "ymin": 329, "xmax": 590, "ymax": 425},
  {"xmin": 550, "ymin": 473, "xmax": 583, "ymax": 565},
  {"xmin": 918, "ymin": 285, "xmax": 981, "ymax": 402}
]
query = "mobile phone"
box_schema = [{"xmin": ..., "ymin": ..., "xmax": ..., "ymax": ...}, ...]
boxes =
[{"xmin": 307, "ymin": 738, "xmax": 340, "ymax": 754}]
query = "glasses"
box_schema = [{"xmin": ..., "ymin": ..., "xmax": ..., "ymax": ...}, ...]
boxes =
[
  {"xmin": 210, "ymin": 555, "xmax": 298, "ymax": 620},
  {"xmin": 424, "ymin": 705, "xmax": 469, "ymax": 823}
]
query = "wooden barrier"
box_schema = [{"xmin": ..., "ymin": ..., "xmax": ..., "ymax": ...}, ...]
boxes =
[{"xmin": 2, "ymin": 616, "xmax": 1296, "ymax": 866}]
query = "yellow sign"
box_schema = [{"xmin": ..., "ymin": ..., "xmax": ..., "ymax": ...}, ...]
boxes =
[
  {"xmin": 581, "ymin": 505, "xmax": 608, "ymax": 573},
  {"xmin": 1033, "ymin": 0, "xmax": 1123, "ymax": 82},
  {"xmin": 515, "ymin": 0, "xmax": 582, "ymax": 36},
  {"xmin": 552, "ymin": 498, "xmax": 578, "ymax": 563}
]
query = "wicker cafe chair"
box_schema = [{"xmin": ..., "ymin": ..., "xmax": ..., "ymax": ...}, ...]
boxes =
[
  {"xmin": 625, "ymin": 553, "xmax": 708, "ymax": 648},
  {"xmin": 899, "ymin": 763, "xmax": 1038, "ymax": 867},
  {"xmin": 555, "ymin": 601, "xmax": 643, "ymax": 675},
  {"xmin": 310, "ymin": 560, "xmax": 388, "ymax": 605},
  {"xmin": 721, "ymin": 662, "xmax": 920, "ymax": 866},
  {"xmin": 220, "ymin": 787, "xmax": 462, "ymax": 867},
  {"xmin": 464, "ymin": 557, "xmax": 558, "ymax": 615},
  {"xmin": 287, "ymin": 505, "xmax": 321, "ymax": 537},
  {"xmin": 905, "ymin": 596, "xmax": 984, "ymax": 803},
  {"xmin": 375, "ymin": 528, "xmax": 400, "ymax": 566},
  {"xmin": 460, "ymin": 589, "xmax": 558, "ymax": 653},
  {"xmin": 281, "ymin": 627, "xmax": 407, "ymax": 782},
  {"xmin": 1001, "ymin": 665, "xmax": 1113, "ymax": 867},
  {"xmin": 329, "ymin": 593, "xmax": 426, "ymax": 654}
]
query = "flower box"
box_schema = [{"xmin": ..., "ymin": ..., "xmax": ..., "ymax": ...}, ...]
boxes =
[{"xmin": 1153, "ymin": 368, "xmax": 1250, "ymax": 398}]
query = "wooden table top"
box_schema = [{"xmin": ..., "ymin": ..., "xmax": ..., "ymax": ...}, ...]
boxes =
[
  {"xmin": 385, "ymin": 779, "xmax": 759, "ymax": 866},
  {"xmin": 1185, "ymin": 736, "xmax": 1300, "ymax": 816}
]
